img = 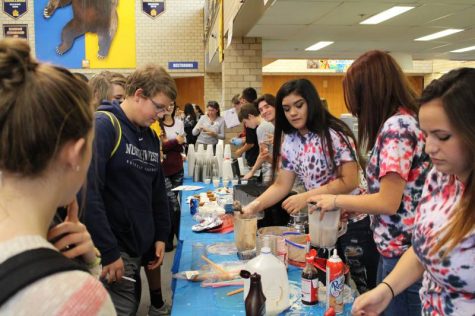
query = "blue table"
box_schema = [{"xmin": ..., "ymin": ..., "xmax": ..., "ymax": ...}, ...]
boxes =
[{"xmin": 171, "ymin": 176, "xmax": 353, "ymax": 315}]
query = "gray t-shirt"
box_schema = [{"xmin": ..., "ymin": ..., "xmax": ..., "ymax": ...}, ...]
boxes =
[
  {"xmin": 256, "ymin": 120, "xmax": 274, "ymax": 156},
  {"xmin": 192, "ymin": 115, "xmax": 225, "ymax": 145}
]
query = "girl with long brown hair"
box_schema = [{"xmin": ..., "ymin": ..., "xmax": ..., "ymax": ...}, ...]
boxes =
[
  {"xmin": 243, "ymin": 79, "xmax": 379, "ymax": 293},
  {"xmin": 310, "ymin": 51, "xmax": 431, "ymax": 315},
  {"xmin": 352, "ymin": 67, "xmax": 475, "ymax": 316}
]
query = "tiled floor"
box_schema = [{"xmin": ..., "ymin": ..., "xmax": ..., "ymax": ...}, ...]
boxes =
[{"xmin": 137, "ymin": 247, "xmax": 176, "ymax": 316}]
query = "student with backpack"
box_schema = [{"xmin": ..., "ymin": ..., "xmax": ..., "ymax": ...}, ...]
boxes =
[
  {"xmin": 0, "ymin": 38, "xmax": 115, "ymax": 314},
  {"xmin": 84, "ymin": 65, "xmax": 175, "ymax": 315}
]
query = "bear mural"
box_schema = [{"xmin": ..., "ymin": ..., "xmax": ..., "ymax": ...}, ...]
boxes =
[{"xmin": 43, "ymin": 0, "xmax": 118, "ymax": 59}]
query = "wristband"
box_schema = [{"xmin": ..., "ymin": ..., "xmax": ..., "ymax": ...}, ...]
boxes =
[
  {"xmin": 87, "ymin": 256, "xmax": 102, "ymax": 269},
  {"xmin": 381, "ymin": 281, "xmax": 395, "ymax": 299}
]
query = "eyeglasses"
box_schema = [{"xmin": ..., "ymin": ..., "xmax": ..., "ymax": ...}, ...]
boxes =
[{"xmin": 149, "ymin": 98, "xmax": 168, "ymax": 114}]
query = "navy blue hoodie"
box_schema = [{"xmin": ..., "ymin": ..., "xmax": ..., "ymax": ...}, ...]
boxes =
[{"xmin": 84, "ymin": 102, "xmax": 170, "ymax": 266}]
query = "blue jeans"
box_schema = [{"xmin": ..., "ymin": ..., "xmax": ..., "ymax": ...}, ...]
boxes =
[{"xmin": 377, "ymin": 256, "xmax": 422, "ymax": 316}]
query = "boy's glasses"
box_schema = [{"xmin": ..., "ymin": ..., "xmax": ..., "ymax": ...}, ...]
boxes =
[{"xmin": 149, "ymin": 98, "xmax": 168, "ymax": 113}]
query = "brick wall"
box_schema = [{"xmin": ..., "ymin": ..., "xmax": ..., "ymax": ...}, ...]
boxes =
[
  {"xmin": 222, "ymin": 36, "xmax": 262, "ymax": 145},
  {"xmin": 204, "ymin": 72, "xmax": 222, "ymax": 107},
  {"xmin": 135, "ymin": 0, "xmax": 204, "ymax": 74},
  {"xmin": 424, "ymin": 60, "xmax": 475, "ymax": 86}
]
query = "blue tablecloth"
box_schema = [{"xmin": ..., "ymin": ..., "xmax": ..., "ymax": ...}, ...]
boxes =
[{"xmin": 171, "ymin": 175, "xmax": 353, "ymax": 315}]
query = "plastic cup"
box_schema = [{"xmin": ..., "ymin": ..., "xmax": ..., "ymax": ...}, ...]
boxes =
[
  {"xmin": 222, "ymin": 178, "xmax": 230, "ymax": 187},
  {"xmin": 212, "ymin": 178, "xmax": 220, "ymax": 188},
  {"xmin": 191, "ymin": 242, "xmax": 207, "ymax": 270},
  {"xmin": 204, "ymin": 178, "xmax": 211, "ymax": 184}
]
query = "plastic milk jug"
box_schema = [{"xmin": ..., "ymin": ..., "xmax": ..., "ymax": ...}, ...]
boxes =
[{"xmin": 243, "ymin": 247, "xmax": 289, "ymax": 315}]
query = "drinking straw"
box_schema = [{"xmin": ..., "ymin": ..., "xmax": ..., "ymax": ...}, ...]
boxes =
[{"xmin": 226, "ymin": 288, "xmax": 244, "ymax": 296}]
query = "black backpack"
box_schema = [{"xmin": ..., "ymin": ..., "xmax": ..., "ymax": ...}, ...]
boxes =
[{"xmin": 0, "ymin": 248, "xmax": 89, "ymax": 306}]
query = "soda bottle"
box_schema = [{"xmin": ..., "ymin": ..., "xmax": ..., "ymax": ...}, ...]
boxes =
[
  {"xmin": 241, "ymin": 270, "xmax": 266, "ymax": 316},
  {"xmin": 326, "ymin": 249, "xmax": 344, "ymax": 314},
  {"xmin": 301, "ymin": 252, "xmax": 318, "ymax": 305},
  {"xmin": 190, "ymin": 197, "xmax": 199, "ymax": 216}
]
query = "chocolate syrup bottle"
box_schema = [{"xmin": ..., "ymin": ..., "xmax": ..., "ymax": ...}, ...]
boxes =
[
  {"xmin": 301, "ymin": 254, "xmax": 319, "ymax": 305},
  {"xmin": 241, "ymin": 270, "xmax": 266, "ymax": 316}
]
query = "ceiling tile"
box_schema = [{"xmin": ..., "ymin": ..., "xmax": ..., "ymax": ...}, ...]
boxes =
[{"xmin": 258, "ymin": 1, "xmax": 339, "ymax": 25}]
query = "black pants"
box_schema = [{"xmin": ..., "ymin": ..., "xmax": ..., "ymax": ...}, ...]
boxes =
[
  {"xmin": 165, "ymin": 169, "xmax": 184, "ymax": 250},
  {"xmin": 336, "ymin": 216, "xmax": 379, "ymax": 294}
]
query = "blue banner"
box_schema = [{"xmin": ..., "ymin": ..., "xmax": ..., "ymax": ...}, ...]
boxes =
[
  {"xmin": 168, "ymin": 61, "xmax": 198, "ymax": 70},
  {"xmin": 142, "ymin": 0, "xmax": 165, "ymax": 18},
  {"xmin": 3, "ymin": 0, "xmax": 27, "ymax": 19}
]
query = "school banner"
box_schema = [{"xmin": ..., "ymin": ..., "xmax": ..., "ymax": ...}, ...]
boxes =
[
  {"xmin": 142, "ymin": 0, "xmax": 165, "ymax": 18},
  {"xmin": 3, "ymin": 0, "xmax": 27, "ymax": 19},
  {"xmin": 34, "ymin": 0, "xmax": 135, "ymax": 69}
]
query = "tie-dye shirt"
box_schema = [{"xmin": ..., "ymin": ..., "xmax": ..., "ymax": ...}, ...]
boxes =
[
  {"xmin": 366, "ymin": 109, "xmax": 430, "ymax": 257},
  {"xmin": 281, "ymin": 129, "xmax": 357, "ymax": 190},
  {"xmin": 413, "ymin": 168, "xmax": 475, "ymax": 316}
]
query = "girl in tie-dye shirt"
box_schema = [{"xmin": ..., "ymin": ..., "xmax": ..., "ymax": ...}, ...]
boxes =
[
  {"xmin": 310, "ymin": 51, "xmax": 431, "ymax": 316},
  {"xmin": 352, "ymin": 68, "xmax": 475, "ymax": 316},
  {"xmin": 242, "ymin": 79, "xmax": 379, "ymax": 293}
]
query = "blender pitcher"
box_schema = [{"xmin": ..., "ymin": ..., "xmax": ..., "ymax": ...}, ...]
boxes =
[{"xmin": 308, "ymin": 204, "xmax": 347, "ymax": 248}]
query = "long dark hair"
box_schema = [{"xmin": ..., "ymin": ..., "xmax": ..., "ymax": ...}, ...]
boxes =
[
  {"xmin": 420, "ymin": 68, "xmax": 475, "ymax": 256},
  {"xmin": 159, "ymin": 102, "xmax": 178, "ymax": 136},
  {"xmin": 343, "ymin": 50, "xmax": 418, "ymax": 151},
  {"xmin": 194, "ymin": 104, "xmax": 204, "ymax": 115},
  {"xmin": 184, "ymin": 103, "xmax": 196, "ymax": 121},
  {"xmin": 272, "ymin": 79, "xmax": 358, "ymax": 178}
]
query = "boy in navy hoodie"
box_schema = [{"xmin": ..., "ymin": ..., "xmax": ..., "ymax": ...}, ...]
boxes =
[{"xmin": 84, "ymin": 65, "xmax": 176, "ymax": 315}]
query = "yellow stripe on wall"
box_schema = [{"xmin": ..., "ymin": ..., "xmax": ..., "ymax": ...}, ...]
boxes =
[{"xmin": 85, "ymin": 0, "xmax": 136, "ymax": 68}]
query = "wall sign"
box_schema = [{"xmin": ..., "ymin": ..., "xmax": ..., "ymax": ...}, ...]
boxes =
[
  {"xmin": 168, "ymin": 61, "xmax": 198, "ymax": 70},
  {"xmin": 307, "ymin": 59, "xmax": 353, "ymax": 72},
  {"xmin": 3, "ymin": 0, "xmax": 27, "ymax": 19},
  {"xmin": 3, "ymin": 24, "xmax": 27, "ymax": 39},
  {"xmin": 142, "ymin": 0, "xmax": 164, "ymax": 18}
]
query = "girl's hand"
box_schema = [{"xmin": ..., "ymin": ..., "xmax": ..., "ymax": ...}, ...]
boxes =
[
  {"xmin": 176, "ymin": 134, "xmax": 185, "ymax": 144},
  {"xmin": 48, "ymin": 200, "xmax": 96, "ymax": 265},
  {"xmin": 242, "ymin": 200, "xmax": 260, "ymax": 215},
  {"xmin": 243, "ymin": 171, "xmax": 254, "ymax": 180},
  {"xmin": 307, "ymin": 194, "xmax": 337, "ymax": 211},
  {"xmin": 282, "ymin": 193, "xmax": 307, "ymax": 214},
  {"xmin": 307, "ymin": 194, "xmax": 338, "ymax": 219},
  {"xmin": 351, "ymin": 283, "xmax": 393, "ymax": 315}
]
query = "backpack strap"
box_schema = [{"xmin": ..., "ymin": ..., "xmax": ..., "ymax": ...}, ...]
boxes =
[
  {"xmin": 0, "ymin": 248, "xmax": 89, "ymax": 306},
  {"xmin": 96, "ymin": 111, "xmax": 122, "ymax": 158}
]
